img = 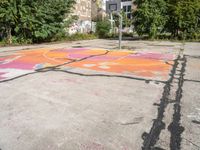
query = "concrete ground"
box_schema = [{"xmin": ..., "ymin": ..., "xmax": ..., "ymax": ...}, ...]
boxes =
[{"xmin": 0, "ymin": 39, "xmax": 199, "ymax": 150}]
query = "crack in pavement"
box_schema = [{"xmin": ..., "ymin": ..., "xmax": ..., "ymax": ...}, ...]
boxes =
[
  {"xmin": 191, "ymin": 120, "xmax": 200, "ymax": 125},
  {"xmin": 184, "ymin": 79, "xmax": 200, "ymax": 83},
  {"xmin": 168, "ymin": 56, "xmax": 186, "ymax": 150},
  {"xmin": 185, "ymin": 55, "xmax": 200, "ymax": 59},
  {"xmin": 182, "ymin": 137, "xmax": 200, "ymax": 149},
  {"xmin": 142, "ymin": 53, "xmax": 186, "ymax": 150},
  {"xmin": 51, "ymin": 69, "xmax": 165, "ymax": 84}
]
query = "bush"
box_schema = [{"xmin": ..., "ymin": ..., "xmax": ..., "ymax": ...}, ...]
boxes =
[
  {"xmin": 96, "ymin": 20, "xmax": 111, "ymax": 38},
  {"xmin": 0, "ymin": 36, "xmax": 32, "ymax": 45},
  {"xmin": 66, "ymin": 33, "xmax": 97, "ymax": 41},
  {"xmin": 11, "ymin": 36, "xmax": 32, "ymax": 44},
  {"xmin": 0, "ymin": 40, "xmax": 6, "ymax": 46},
  {"xmin": 45, "ymin": 33, "xmax": 97, "ymax": 42}
]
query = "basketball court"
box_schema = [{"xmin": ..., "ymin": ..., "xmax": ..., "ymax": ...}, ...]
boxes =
[{"xmin": 0, "ymin": 40, "xmax": 200, "ymax": 150}]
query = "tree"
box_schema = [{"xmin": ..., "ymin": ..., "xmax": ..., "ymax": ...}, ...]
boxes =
[
  {"xmin": 166, "ymin": 0, "xmax": 200, "ymax": 39},
  {"xmin": 0, "ymin": 0, "xmax": 18, "ymax": 43},
  {"xmin": 133, "ymin": 0, "xmax": 200, "ymax": 39},
  {"xmin": 0, "ymin": 0, "xmax": 75, "ymax": 43},
  {"xmin": 133, "ymin": 0, "xmax": 167, "ymax": 39},
  {"xmin": 96, "ymin": 19, "xmax": 111, "ymax": 38}
]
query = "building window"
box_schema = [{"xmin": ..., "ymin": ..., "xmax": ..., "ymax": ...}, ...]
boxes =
[
  {"xmin": 127, "ymin": 5, "xmax": 131, "ymax": 12},
  {"xmin": 123, "ymin": 5, "xmax": 132, "ymax": 19}
]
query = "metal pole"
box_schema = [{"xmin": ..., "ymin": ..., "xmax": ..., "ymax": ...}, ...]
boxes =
[
  {"xmin": 110, "ymin": 13, "xmax": 114, "ymax": 33},
  {"xmin": 118, "ymin": 13, "xmax": 122, "ymax": 50}
]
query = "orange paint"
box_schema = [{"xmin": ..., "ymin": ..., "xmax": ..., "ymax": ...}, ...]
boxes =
[{"xmin": 0, "ymin": 48, "xmax": 174, "ymax": 81}]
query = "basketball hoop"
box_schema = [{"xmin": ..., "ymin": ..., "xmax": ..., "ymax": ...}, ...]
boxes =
[
  {"xmin": 106, "ymin": 0, "xmax": 122, "ymax": 50},
  {"xmin": 106, "ymin": 0, "xmax": 121, "ymax": 14}
]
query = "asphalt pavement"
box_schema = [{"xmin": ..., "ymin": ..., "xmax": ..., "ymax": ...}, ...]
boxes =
[{"xmin": 0, "ymin": 40, "xmax": 199, "ymax": 150}]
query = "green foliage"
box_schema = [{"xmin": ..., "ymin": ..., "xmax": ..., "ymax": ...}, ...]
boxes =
[
  {"xmin": 166, "ymin": 0, "xmax": 200, "ymax": 39},
  {"xmin": 133, "ymin": 0, "xmax": 167, "ymax": 39},
  {"xmin": 133, "ymin": 0, "xmax": 200, "ymax": 40},
  {"xmin": 50, "ymin": 33, "xmax": 97, "ymax": 42},
  {"xmin": 65, "ymin": 33, "xmax": 97, "ymax": 41},
  {"xmin": 11, "ymin": 36, "xmax": 32, "ymax": 44},
  {"xmin": 0, "ymin": 40, "xmax": 6, "ymax": 46},
  {"xmin": 96, "ymin": 20, "xmax": 111, "ymax": 38},
  {"xmin": 122, "ymin": 12, "xmax": 133, "ymax": 28},
  {"xmin": 0, "ymin": 0, "xmax": 76, "ymax": 44},
  {"xmin": 112, "ymin": 11, "xmax": 132, "ymax": 28}
]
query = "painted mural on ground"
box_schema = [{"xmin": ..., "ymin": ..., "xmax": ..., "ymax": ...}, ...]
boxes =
[{"xmin": 0, "ymin": 48, "xmax": 174, "ymax": 81}]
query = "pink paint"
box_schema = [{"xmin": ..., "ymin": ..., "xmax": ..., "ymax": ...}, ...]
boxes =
[
  {"xmin": 68, "ymin": 53, "xmax": 89, "ymax": 59},
  {"xmin": 89, "ymin": 56, "xmax": 119, "ymax": 61},
  {"xmin": 53, "ymin": 48, "xmax": 88, "ymax": 53},
  {"xmin": 0, "ymin": 48, "xmax": 173, "ymax": 82},
  {"xmin": 68, "ymin": 54, "xmax": 120, "ymax": 60},
  {"xmin": 0, "ymin": 58, "xmax": 5, "ymax": 61},
  {"xmin": 0, "ymin": 61, "xmax": 35, "ymax": 70},
  {"xmin": 0, "ymin": 72, "xmax": 6, "ymax": 80},
  {"xmin": 128, "ymin": 53, "xmax": 174, "ymax": 60},
  {"xmin": 0, "ymin": 76, "xmax": 5, "ymax": 80}
]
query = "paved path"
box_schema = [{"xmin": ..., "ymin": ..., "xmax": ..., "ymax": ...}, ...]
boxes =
[{"xmin": 0, "ymin": 40, "xmax": 199, "ymax": 150}]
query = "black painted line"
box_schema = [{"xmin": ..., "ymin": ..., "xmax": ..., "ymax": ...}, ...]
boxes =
[
  {"xmin": 0, "ymin": 72, "xmax": 37, "ymax": 83},
  {"xmin": 185, "ymin": 55, "xmax": 200, "ymax": 59},
  {"xmin": 142, "ymin": 55, "xmax": 180, "ymax": 150},
  {"xmin": 184, "ymin": 79, "xmax": 200, "ymax": 83},
  {"xmin": 192, "ymin": 120, "xmax": 200, "ymax": 125},
  {"xmin": 52, "ymin": 69, "xmax": 165, "ymax": 84},
  {"xmin": 168, "ymin": 56, "xmax": 186, "ymax": 150}
]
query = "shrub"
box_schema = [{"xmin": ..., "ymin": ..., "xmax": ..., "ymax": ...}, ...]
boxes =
[
  {"xmin": 66, "ymin": 33, "xmax": 97, "ymax": 41},
  {"xmin": 96, "ymin": 20, "xmax": 111, "ymax": 38}
]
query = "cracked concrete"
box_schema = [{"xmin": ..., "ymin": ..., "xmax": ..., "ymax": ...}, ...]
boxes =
[{"xmin": 0, "ymin": 40, "xmax": 199, "ymax": 150}]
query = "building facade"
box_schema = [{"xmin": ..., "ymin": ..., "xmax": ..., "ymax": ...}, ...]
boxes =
[
  {"xmin": 121, "ymin": 0, "xmax": 133, "ymax": 19},
  {"xmin": 69, "ymin": 0, "xmax": 92, "ymax": 34},
  {"xmin": 104, "ymin": 0, "xmax": 134, "ymax": 32},
  {"xmin": 104, "ymin": 0, "xmax": 134, "ymax": 19},
  {"xmin": 69, "ymin": 0, "xmax": 134, "ymax": 34}
]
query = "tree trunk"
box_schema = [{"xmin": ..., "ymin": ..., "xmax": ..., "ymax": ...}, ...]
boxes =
[{"xmin": 6, "ymin": 26, "xmax": 12, "ymax": 44}]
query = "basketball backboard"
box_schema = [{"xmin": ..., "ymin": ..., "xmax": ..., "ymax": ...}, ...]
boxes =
[{"xmin": 106, "ymin": 0, "xmax": 121, "ymax": 14}]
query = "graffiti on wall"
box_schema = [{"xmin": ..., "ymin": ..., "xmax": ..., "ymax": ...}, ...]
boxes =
[
  {"xmin": 69, "ymin": 20, "xmax": 92, "ymax": 34},
  {"xmin": 0, "ymin": 48, "xmax": 174, "ymax": 82}
]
